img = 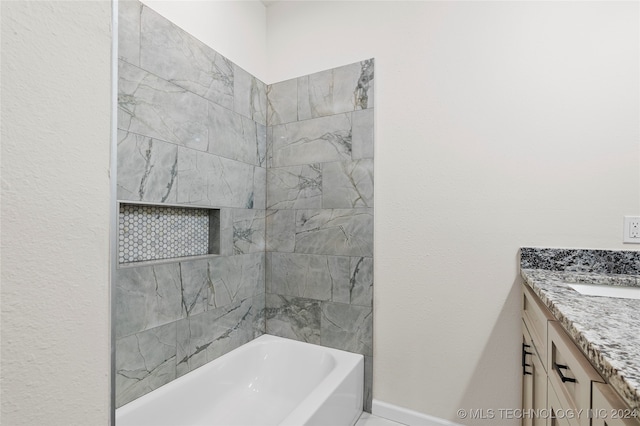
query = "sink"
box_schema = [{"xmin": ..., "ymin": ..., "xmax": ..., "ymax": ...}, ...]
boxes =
[{"xmin": 567, "ymin": 283, "xmax": 640, "ymax": 300}]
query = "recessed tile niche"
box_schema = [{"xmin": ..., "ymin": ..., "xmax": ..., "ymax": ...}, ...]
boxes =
[{"xmin": 118, "ymin": 202, "xmax": 220, "ymax": 265}]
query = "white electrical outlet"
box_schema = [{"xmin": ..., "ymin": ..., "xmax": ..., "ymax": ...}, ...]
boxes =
[{"xmin": 623, "ymin": 216, "xmax": 640, "ymax": 244}]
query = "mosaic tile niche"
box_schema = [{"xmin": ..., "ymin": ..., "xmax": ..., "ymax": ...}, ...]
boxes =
[{"xmin": 118, "ymin": 203, "xmax": 220, "ymax": 264}]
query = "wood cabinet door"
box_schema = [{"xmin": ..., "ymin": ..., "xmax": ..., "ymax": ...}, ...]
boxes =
[{"xmin": 523, "ymin": 321, "xmax": 547, "ymax": 426}]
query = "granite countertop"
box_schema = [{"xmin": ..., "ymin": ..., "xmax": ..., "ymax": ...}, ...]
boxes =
[{"xmin": 520, "ymin": 247, "xmax": 640, "ymax": 411}]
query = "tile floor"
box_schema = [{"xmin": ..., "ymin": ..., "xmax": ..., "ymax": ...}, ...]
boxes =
[{"xmin": 355, "ymin": 412, "xmax": 406, "ymax": 426}]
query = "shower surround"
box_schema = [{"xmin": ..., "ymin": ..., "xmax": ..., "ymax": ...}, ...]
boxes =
[
  {"xmin": 115, "ymin": 0, "xmax": 374, "ymax": 411},
  {"xmin": 265, "ymin": 63, "xmax": 375, "ymax": 409}
]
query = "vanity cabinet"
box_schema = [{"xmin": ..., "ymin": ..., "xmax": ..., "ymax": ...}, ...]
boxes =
[
  {"xmin": 521, "ymin": 283, "xmax": 640, "ymax": 426},
  {"xmin": 522, "ymin": 283, "xmax": 555, "ymax": 426}
]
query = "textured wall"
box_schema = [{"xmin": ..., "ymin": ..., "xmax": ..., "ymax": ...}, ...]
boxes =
[
  {"xmin": 265, "ymin": 60, "xmax": 375, "ymax": 410},
  {"xmin": 265, "ymin": 1, "xmax": 639, "ymax": 423},
  {"xmin": 115, "ymin": 1, "xmax": 267, "ymax": 407},
  {"xmin": 1, "ymin": 1, "xmax": 112, "ymax": 424}
]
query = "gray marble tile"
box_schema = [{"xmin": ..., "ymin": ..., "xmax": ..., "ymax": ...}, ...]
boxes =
[
  {"xmin": 297, "ymin": 60, "xmax": 374, "ymax": 120},
  {"xmin": 205, "ymin": 295, "xmax": 264, "ymax": 361},
  {"xmin": 252, "ymin": 166, "xmax": 267, "ymax": 210},
  {"xmin": 232, "ymin": 210, "xmax": 266, "ymax": 255},
  {"xmin": 352, "ymin": 109, "xmax": 374, "ymax": 160},
  {"xmin": 267, "ymin": 164, "xmax": 322, "ymax": 210},
  {"xmin": 246, "ymin": 293, "xmax": 266, "ymax": 337},
  {"xmin": 252, "ymin": 294, "xmax": 266, "ymax": 336},
  {"xmin": 265, "ymin": 253, "xmax": 272, "ymax": 295},
  {"xmin": 218, "ymin": 209, "xmax": 234, "ymax": 257},
  {"xmin": 295, "ymin": 209, "xmax": 373, "ymax": 256},
  {"xmin": 115, "ymin": 263, "xmax": 183, "ymax": 339},
  {"xmin": 233, "ymin": 65, "xmax": 267, "ymax": 126},
  {"xmin": 265, "ymin": 294, "xmax": 321, "ymax": 344},
  {"xmin": 175, "ymin": 307, "xmax": 220, "ymax": 376},
  {"xmin": 321, "ymin": 302, "xmax": 373, "ymax": 356},
  {"xmin": 176, "ymin": 148, "xmax": 254, "ymax": 208},
  {"xmin": 355, "ymin": 59, "xmax": 375, "ymax": 110},
  {"xmin": 322, "ymin": 159, "xmax": 373, "ymax": 208},
  {"xmin": 115, "ymin": 322, "xmax": 177, "ymax": 407},
  {"xmin": 257, "ymin": 123, "xmax": 267, "ymax": 167},
  {"xmin": 118, "ymin": 0, "xmax": 141, "ymax": 66},
  {"xmin": 140, "ymin": 5, "xmax": 233, "ymax": 109},
  {"xmin": 118, "ymin": 61, "xmax": 209, "ymax": 152},
  {"xmin": 177, "ymin": 259, "xmax": 211, "ymax": 318},
  {"xmin": 270, "ymin": 113, "xmax": 352, "ymax": 168},
  {"xmin": 206, "ymin": 253, "xmax": 265, "ymax": 309},
  {"xmin": 332, "ymin": 257, "xmax": 373, "ymax": 307},
  {"xmin": 266, "ymin": 209, "xmax": 296, "ymax": 253},
  {"xmin": 267, "ymin": 78, "xmax": 297, "ymax": 126},
  {"xmin": 207, "ymin": 102, "xmax": 259, "ymax": 165},
  {"xmin": 176, "ymin": 296, "xmax": 262, "ymax": 377},
  {"xmin": 117, "ymin": 130, "xmax": 178, "ymax": 203},
  {"xmin": 269, "ymin": 253, "xmax": 349, "ymax": 301},
  {"xmin": 296, "ymin": 75, "xmax": 312, "ymax": 121},
  {"xmin": 266, "ymin": 125, "xmax": 274, "ymax": 169},
  {"xmin": 351, "ymin": 257, "xmax": 374, "ymax": 307}
]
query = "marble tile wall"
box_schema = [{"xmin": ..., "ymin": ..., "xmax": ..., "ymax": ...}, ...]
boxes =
[
  {"xmin": 116, "ymin": 0, "xmax": 375, "ymax": 412},
  {"xmin": 115, "ymin": 1, "xmax": 266, "ymax": 407},
  {"xmin": 265, "ymin": 59, "xmax": 375, "ymax": 411}
]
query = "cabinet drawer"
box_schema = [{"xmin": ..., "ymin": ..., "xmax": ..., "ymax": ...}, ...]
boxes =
[
  {"xmin": 591, "ymin": 382, "xmax": 640, "ymax": 426},
  {"xmin": 547, "ymin": 321, "xmax": 604, "ymax": 426},
  {"xmin": 522, "ymin": 283, "xmax": 555, "ymax": 371}
]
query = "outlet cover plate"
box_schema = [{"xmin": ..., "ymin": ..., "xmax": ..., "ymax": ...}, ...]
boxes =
[{"xmin": 623, "ymin": 216, "xmax": 640, "ymax": 244}]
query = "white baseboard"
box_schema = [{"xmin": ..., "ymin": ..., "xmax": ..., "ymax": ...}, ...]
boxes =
[{"xmin": 371, "ymin": 399, "xmax": 461, "ymax": 426}]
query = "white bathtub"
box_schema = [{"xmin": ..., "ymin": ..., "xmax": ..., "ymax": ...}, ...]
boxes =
[{"xmin": 116, "ymin": 334, "xmax": 364, "ymax": 426}]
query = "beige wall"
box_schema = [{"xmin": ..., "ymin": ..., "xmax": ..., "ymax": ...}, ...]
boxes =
[
  {"xmin": 264, "ymin": 1, "xmax": 639, "ymax": 423},
  {"xmin": 1, "ymin": 1, "xmax": 112, "ymax": 425}
]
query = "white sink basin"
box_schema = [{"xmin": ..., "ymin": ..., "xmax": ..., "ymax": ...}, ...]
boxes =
[{"xmin": 567, "ymin": 283, "xmax": 640, "ymax": 300}]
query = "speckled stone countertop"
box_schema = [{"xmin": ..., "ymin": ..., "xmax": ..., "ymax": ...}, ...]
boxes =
[{"xmin": 520, "ymin": 247, "xmax": 640, "ymax": 411}]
